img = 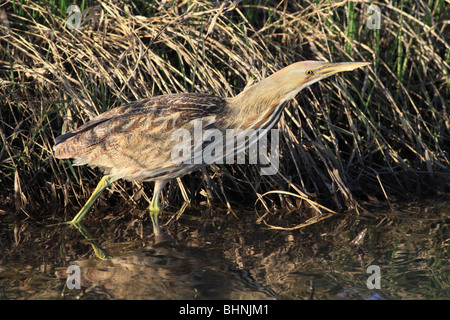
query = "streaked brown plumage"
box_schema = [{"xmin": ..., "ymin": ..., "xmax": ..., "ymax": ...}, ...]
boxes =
[
  {"xmin": 55, "ymin": 94, "xmax": 226, "ymax": 181},
  {"xmin": 54, "ymin": 60, "xmax": 369, "ymax": 236}
]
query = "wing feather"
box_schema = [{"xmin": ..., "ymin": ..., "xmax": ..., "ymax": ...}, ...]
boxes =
[{"xmin": 53, "ymin": 93, "xmax": 227, "ymax": 181}]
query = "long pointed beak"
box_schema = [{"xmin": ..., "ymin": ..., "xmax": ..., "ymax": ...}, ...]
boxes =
[{"xmin": 316, "ymin": 61, "xmax": 370, "ymax": 78}]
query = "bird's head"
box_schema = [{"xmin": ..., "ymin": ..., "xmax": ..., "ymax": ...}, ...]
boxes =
[
  {"xmin": 228, "ymin": 60, "xmax": 370, "ymax": 129},
  {"xmin": 271, "ymin": 60, "xmax": 370, "ymax": 101}
]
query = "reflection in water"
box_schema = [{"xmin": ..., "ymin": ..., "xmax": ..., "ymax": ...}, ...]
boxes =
[
  {"xmin": 55, "ymin": 238, "xmax": 278, "ymax": 300},
  {"xmin": 0, "ymin": 199, "xmax": 448, "ymax": 299}
]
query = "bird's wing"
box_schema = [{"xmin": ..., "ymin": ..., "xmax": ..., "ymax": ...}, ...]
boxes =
[{"xmin": 53, "ymin": 93, "xmax": 227, "ymax": 180}]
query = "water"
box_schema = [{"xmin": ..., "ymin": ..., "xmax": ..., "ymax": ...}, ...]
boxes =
[{"xmin": 0, "ymin": 199, "xmax": 448, "ymax": 300}]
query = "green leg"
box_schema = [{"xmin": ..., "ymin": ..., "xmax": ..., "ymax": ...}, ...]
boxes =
[
  {"xmin": 70, "ymin": 174, "xmax": 118, "ymax": 225},
  {"xmin": 149, "ymin": 180, "xmax": 168, "ymax": 237},
  {"xmin": 149, "ymin": 196, "xmax": 162, "ymax": 237}
]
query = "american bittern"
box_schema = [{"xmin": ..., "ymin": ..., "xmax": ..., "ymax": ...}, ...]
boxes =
[{"xmin": 54, "ymin": 61, "xmax": 369, "ymax": 235}]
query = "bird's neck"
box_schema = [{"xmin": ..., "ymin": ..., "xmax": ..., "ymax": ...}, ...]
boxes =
[{"xmin": 225, "ymin": 76, "xmax": 292, "ymax": 130}]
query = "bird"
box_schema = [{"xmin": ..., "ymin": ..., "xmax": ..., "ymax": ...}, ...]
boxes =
[{"xmin": 53, "ymin": 60, "xmax": 369, "ymax": 236}]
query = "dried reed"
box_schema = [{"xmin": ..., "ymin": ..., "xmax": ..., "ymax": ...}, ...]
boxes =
[{"xmin": 0, "ymin": 0, "xmax": 448, "ymax": 227}]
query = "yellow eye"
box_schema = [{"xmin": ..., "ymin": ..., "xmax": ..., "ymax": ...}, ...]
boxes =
[{"xmin": 306, "ymin": 70, "xmax": 314, "ymax": 76}]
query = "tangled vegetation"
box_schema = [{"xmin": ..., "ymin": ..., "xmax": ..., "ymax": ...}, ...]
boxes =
[{"xmin": 0, "ymin": 0, "xmax": 448, "ymax": 227}]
